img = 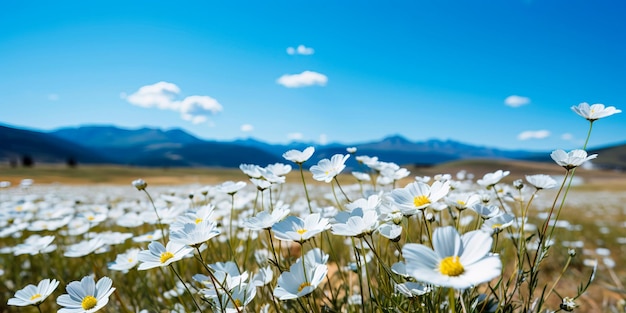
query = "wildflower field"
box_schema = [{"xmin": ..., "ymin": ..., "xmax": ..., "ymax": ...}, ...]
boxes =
[{"xmin": 2, "ymin": 103, "xmax": 625, "ymax": 313}]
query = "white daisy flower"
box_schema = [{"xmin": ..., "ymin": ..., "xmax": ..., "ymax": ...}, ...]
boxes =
[
  {"xmin": 215, "ymin": 181, "xmax": 247, "ymax": 195},
  {"xmin": 169, "ymin": 220, "xmax": 220, "ymax": 247},
  {"xmin": 402, "ymin": 226, "xmax": 502, "ymax": 290},
  {"xmin": 309, "ymin": 154, "xmax": 350, "ymax": 183},
  {"xmin": 388, "ymin": 180, "xmax": 450, "ymax": 216},
  {"xmin": 64, "ymin": 237, "xmax": 106, "ymax": 258},
  {"xmin": 395, "ymin": 282, "xmax": 430, "ymax": 298},
  {"xmin": 471, "ymin": 203, "xmax": 501, "ymax": 219},
  {"xmin": 8, "ymin": 278, "xmax": 59, "ymax": 307},
  {"xmin": 525, "ymin": 174, "xmax": 558, "ymax": 190},
  {"xmin": 132, "ymin": 178, "xmax": 147, "ymax": 191},
  {"xmin": 571, "ymin": 102, "xmax": 621, "ymax": 121},
  {"xmin": 477, "ymin": 170, "xmax": 510, "ymax": 188},
  {"xmin": 271, "ymin": 213, "xmax": 330, "ymax": 244},
  {"xmin": 351, "ymin": 171, "xmax": 371, "ymax": 182},
  {"xmin": 282, "ymin": 146, "xmax": 315, "ymax": 164},
  {"xmin": 56, "ymin": 276, "xmax": 115, "ymax": 313},
  {"xmin": 331, "ymin": 207, "xmax": 379, "ymax": 237},
  {"xmin": 241, "ymin": 205, "xmax": 290, "ymax": 231},
  {"xmin": 550, "ymin": 149, "xmax": 598, "ymax": 170},
  {"xmin": 137, "ymin": 241, "xmax": 193, "ymax": 270},
  {"xmin": 13, "ymin": 235, "xmax": 56, "ymax": 256},
  {"xmin": 273, "ymin": 258, "xmax": 328, "ymax": 300},
  {"xmin": 239, "ymin": 163, "xmax": 263, "ymax": 178},
  {"xmin": 132, "ymin": 230, "xmax": 163, "ymax": 243},
  {"xmin": 481, "ymin": 213, "xmax": 516, "ymax": 235},
  {"xmin": 108, "ymin": 248, "xmax": 141, "ymax": 272},
  {"xmin": 377, "ymin": 223, "xmax": 403, "ymax": 242},
  {"xmin": 265, "ymin": 162, "xmax": 292, "ymax": 176},
  {"xmin": 215, "ymin": 283, "xmax": 256, "ymax": 313}
]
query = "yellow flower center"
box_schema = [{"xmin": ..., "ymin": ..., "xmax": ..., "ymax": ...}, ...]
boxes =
[
  {"xmin": 128, "ymin": 258, "xmax": 134, "ymax": 263},
  {"xmin": 233, "ymin": 299, "xmax": 242, "ymax": 307},
  {"xmin": 195, "ymin": 218, "xmax": 203, "ymax": 224},
  {"xmin": 81, "ymin": 295, "xmax": 98, "ymax": 310},
  {"xmin": 160, "ymin": 251, "xmax": 174, "ymax": 264},
  {"xmin": 438, "ymin": 256, "xmax": 464, "ymax": 277},
  {"xmin": 298, "ymin": 282, "xmax": 311, "ymax": 293},
  {"xmin": 492, "ymin": 224, "xmax": 502, "ymax": 229},
  {"xmin": 15, "ymin": 206, "xmax": 23, "ymax": 212},
  {"xmin": 87, "ymin": 216, "xmax": 95, "ymax": 221},
  {"xmin": 413, "ymin": 195, "xmax": 431, "ymax": 207},
  {"xmin": 29, "ymin": 294, "xmax": 42, "ymax": 301},
  {"xmin": 456, "ymin": 200, "xmax": 465, "ymax": 206},
  {"xmin": 296, "ymin": 229, "xmax": 307, "ymax": 235}
]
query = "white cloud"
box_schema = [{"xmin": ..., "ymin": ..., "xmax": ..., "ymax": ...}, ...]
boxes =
[
  {"xmin": 47, "ymin": 94, "xmax": 59, "ymax": 101},
  {"xmin": 124, "ymin": 81, "xmax": 223, "ymax": 124},
  {"xmin": 241, "ymin": 124, "xmax": 254, "ymax": 132},
  {"xmin": 319, "ymin": 134, "xmax": 328, "ymax": 145},
  {"xmin": 287, "ymin": 132, "xmax": 303, "ymax": 141},
  {"xmin": 505, "ymin": 95, "xmax": 531, "ymax": 107},
  {"xmin": 561, "ymin": 133, "xmax": 573, "ymax": 140},
  {"xmin": 286, "ymin": 44, "xmax": 315, "ymax": 55},
  {"xmin": 277, "ymin": 71, "xmax": 328, "ymax": 88},
  {"xmin": 517, "ymin": 130, "xmax": 550, "ymax": 140}
]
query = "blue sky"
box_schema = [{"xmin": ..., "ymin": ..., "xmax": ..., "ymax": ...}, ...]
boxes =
[{"xmin": 1, "ymin": 1, "xmax": 624, "ymax": 151}]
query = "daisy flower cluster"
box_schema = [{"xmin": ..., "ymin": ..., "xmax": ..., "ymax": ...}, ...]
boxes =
[{"xmin": 1, "ymin": 102, "xmax": 622, "ymax": 312}]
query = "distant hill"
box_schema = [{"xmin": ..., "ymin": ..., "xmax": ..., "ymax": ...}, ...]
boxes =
[
  {"xmin": 51, "ymin": 125, "xmax": 203, "ymax": 148},
  {"xmin": 1, "ymin": 123, "xmax": 624, "ymax": 169},
  {"xmin": 0, "ymin": 125, "xmax": 114, "ymax": 164},
  {"xmin": 589, "ymin": 142, "xmax": 626, "ymax": 170}
]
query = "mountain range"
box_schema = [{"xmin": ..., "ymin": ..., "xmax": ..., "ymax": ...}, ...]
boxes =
[{"xmin": 1, "ymin": 123, "xmax": 625, "ymax": 170}]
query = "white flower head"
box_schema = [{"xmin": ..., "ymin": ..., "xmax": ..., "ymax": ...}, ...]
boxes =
[
  {"xmin": 481, "ymin": 213, "xmax": 516, "ymax": 235},
  {"xmin": 132, "ymin": 179, "xmax": 147, "ymax": 191},
  {"xmin": 550, "ymin": 149, "xmax": 598, "ymax": 170},
  {"xmin": 395, "ymin": 282, "xmax": 430, "ymax": 298},
  {"xmin": 215, "ymin": 181, "xmax": 247, "ymax": 195},
  {"xmin": 331, "ymin": 207, "xmax": 379, "ymax": 237},
  {"xmin": 56, "ymin": 276, "xmax": 115, "ymax": 313},
  {"xmin": 265, "ymin": 162, "xmax": 292, "ymax": 176},
  {"xmin": 525, "ymin": 174, "xmax": 557, "ymax": 190},
  {"xmin": 169, "ymin": 220, "xmax": 220, "ymax": 247},
  {"xmin": 242, "ymin": 205, "xmax": 290, "ymax": 231},
  {"xmin": 8, "ymin": 278, "xmax": 60, "ymax": 306},
  {"xmin": 13, "ymin": 235, "xmax": 56, "ymax": 256},
  {"xmin": 402, "ymin": 226, "xmax": 502, "ymax": 289},
  {"xmin": 310, "ymin": 154, "xmax": 350, "ymax": 183},
  {"xmin": 283, "ymin": 146, "xmax": 315, "ymax": 164},
  {"xmin": 471, "ymin": 204, "xmax": 501, "ymax": 219},
  {"xmin": 137, "ymin": 241, "xmax": 194, "ymax": 270},
  {"xmin": 272, "ymin": 213, "xmax": 330, "ymax": 243},
  {"xmin": 388, "ymin": 180, "xmax": 451, "ymax": 216},
  {"xmin": 108, "ymin": 248, "xmax": 141, "ymax": 272},
  {"xmin": 477, "ymin": 170, "xmax": 510, "ymax": 188},
  {"xmin": 240, "ymin": 164, "xmax": 263, "ymax": 178},
  {"xmin": 273, "ymin": 259, "xmax": 328, "ymax": 300},
  {"xmin": 571, "ymin": 102, "xmax": 621, "ymax": 121}
]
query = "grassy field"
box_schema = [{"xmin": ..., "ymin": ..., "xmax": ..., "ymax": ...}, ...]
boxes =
[{"xmin": 2, "ymin": 160, "xmax": 625, "ymax": 312}]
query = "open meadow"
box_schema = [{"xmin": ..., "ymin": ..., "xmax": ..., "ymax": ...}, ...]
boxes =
[{"xmin": 1, "ymin": 154, "xmax": 625, "ymax": 313}]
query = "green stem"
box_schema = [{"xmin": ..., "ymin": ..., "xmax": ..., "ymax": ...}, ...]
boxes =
[
  {"xmin": 169, "ymin": 264, "xmax": 203, "ymax": 313},
  {"xmin": 143, "ymin": 189, "xmax": 167, "ymax": 245},
  {"xmin": 448, "ymin": 288, "xmax": 456, "ymax": 313},
  {"xmin": 299, "ymin": 163, "xmax": 314, "ymax": 214},
  {"xmin": 334, "ymin": 176, "xmax": 352, "ymax": 203}
]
